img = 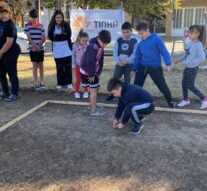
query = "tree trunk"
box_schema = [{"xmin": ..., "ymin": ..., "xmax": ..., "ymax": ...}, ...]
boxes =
[
  {"xmin": 132, "ymin": 14, "xmax": 139, "ymax": 28},
  {"xmin": 21, "ymin": 12, "xmax": 24, "ymax": 28},
  {"xmin": 11, "ymin": 8, "xmax": 17, "ymax": 24}
]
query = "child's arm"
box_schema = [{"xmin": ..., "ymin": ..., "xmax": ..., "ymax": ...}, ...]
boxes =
[
  {"xmin": 175, "ymin": 54, "xmax": 185, "ymax": 64},
  {"xmin": 48, "ymin": 26, "xmax": 54, "ymax": 41},
  {"xmin": 131, "ymin": 45, "xmax": 141, "ymax": 71},
  {"xmin": 96, "ymin": 53, "xmax": 104, "ymax": 76},
  {"xmin": 190, "ymin": 43, "xmax": 206, "ymax": 65},
  {"xmin": 157, "ymin": 36, "xmax": 171, "ymax": 66},
  {"xmin": 114, "ymin": 99, "xmax": 125, "ymax": 121},
  {"xmin": 113, "ymin": 40, "xmax": 120, "ymax": 65},
  {"xmin": 27, "ymin": 35, "xmax": 40, "ymax": 51},
  {"xmin": 38, "ymin": 25, "xmax": 45, "ymax": 47},
  {"xmin": 121, "ymin": 110, "xmax": 130, "ymax": 124},
  {"xmin": 24, "ymin": 24, "xmax": 38, "ymax": 51},
  {"xmin": 64, "ymin": 22, "xmax": 72, "ymax": 49},
  {"xmin": 126, "ymin": 41, "xmax": 138, "ymax": 65},
  {"xmin": 84, "ymin": 46, "xmax": 96, "ymax": 77}
]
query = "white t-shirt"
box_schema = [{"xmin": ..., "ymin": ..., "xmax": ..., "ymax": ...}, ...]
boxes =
[{"xmin": 53, "ymin": 26, "xmax": 72, "ymax": 59}]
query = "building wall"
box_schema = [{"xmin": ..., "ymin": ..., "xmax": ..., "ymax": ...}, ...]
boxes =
[{"xmin": 165, "ymin": 0, "xmax": 207, "ymax": 36}]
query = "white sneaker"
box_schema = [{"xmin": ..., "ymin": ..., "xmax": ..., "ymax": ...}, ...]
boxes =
[
  {"xmin": 67, "ymin": 84, "xmax": 73, "ymax": 90},
  {"xmin": 200, "ymin": 100, "xmax": 207, "ymax": 110},
  {"xmin": 90, "ymin": 109, "xmax": 106, "ymax": 116},
  {"xmin": 82, "ymin": 92, "xmax": 89, "ymax": 99},
  {"xmin": 56, "ymin": 85, "xmax": 62, "ymax": 90},
  {"xmin": 177, "ymin": 100, "xmax": 190, "ymax": 107},
  {"xmin": 74, "ymin": 92, "xmax": 80, "ymax": 99}
]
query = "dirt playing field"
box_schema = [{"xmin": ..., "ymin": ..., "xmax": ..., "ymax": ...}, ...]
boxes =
[{"xmin": 0, "ymin": 90, "xmax": 207, "ymax": 191}]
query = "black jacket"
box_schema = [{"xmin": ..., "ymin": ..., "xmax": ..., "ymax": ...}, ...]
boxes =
[
  {"xmin": 81, "ymin": 37, "xmax": 104, "ymax": 77},
  {"xmin": 115, "ymin": 82, "xmax": 154, "ymax": 124},
  {"xmin": 48, "ymin": 21, "xmax": 72, "ymax": 49}
]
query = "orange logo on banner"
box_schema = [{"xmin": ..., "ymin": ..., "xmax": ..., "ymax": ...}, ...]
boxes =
[{"xmin": 72, "ymin": 16, "xmax": 87, "ymax": 29}]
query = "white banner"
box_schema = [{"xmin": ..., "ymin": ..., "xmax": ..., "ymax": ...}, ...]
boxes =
[{"xmin": 70, "ymin": 9, "xmax": 124, "ymax": 42}]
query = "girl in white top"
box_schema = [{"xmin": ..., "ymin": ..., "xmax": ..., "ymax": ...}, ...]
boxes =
[{"xmin": 48, "ymin": 9, "xmax": 73, "ymax": 90}]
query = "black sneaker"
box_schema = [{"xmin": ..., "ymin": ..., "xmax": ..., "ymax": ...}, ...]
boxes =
[
  {"xmin": 130, "ymin": 122, "xmax": 144, "ymax": 135},
  {"xmin": 4, "ymin": 94, "xmax": 19, "ymax": 102},
  {"xmin": 0, "ymin": 92, "xmax": 9, "ymax": 99},
  {"xmin": 105, "ymin": 94, "xmax": 115, "ymax": 102},
  {"xmin": 34, "ymin": 83, "xmax": 40, "ymax": 91},
  {"xmin": 39, "ymin": 83, "xmax": 45, "ymax": 90},
  {"xmin": 169, "ymin": 102, "xmax": 176, "ymax": 108},
  {"xmin": 139, "ymin": 115, "xmax": 145, "ymax": 122}
]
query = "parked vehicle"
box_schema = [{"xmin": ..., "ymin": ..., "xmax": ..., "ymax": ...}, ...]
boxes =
[{"xmin": 16, "ymin": 27, "xmax": 28, "ymax": 54}]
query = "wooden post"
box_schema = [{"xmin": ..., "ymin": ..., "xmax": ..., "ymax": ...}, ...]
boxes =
[
  {"xmin": 34, "ymin": 0, "xmax": 41, "ymax": 22},
  {"xmin": 56, "ymin": 0, "xmax": 62, "ymax": 10}
]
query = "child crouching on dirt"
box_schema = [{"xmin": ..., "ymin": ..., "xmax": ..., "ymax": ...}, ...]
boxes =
[
  {"xmin": 80, "ymin": 30, "xmax": 111, "ymax": 116},
  {"xmin": 107, "ymin": 77, "xmax": 155, "ymax": 134},
  {"xmin": 175, "ymin": 24, "xmax": 207, "ymax": 109}
]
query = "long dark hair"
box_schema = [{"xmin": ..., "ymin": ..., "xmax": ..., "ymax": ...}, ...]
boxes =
[
  {"xmin": 48, "ymin": 9, "xmax": 65, "ymax": 34},
  {"xmin": 189, "ymin": 24, "xmax": 206, "ymax": 47}
]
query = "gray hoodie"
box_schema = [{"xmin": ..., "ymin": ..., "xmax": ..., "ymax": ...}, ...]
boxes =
[{"xmin": 180, "ymin": 41, "xmax": 206, "ymax": 68}]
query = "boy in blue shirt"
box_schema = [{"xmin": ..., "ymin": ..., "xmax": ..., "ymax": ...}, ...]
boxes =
[
  {"xmin": 131, "ymin": 23, "xmax": 175, "ymax": 108},
  {"xmin": 107, "ymin": 77, "xmax": 154, "ymax": 135}
]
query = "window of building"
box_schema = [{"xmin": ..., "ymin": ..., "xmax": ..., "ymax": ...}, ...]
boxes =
[{"xmin": 173, "ymin": 7, "xmax": 206, "ymax": 29}]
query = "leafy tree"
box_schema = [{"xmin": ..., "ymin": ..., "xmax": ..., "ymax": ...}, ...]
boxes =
[
  {"xmin": 73, "ymin": 0, "xmax": 120, "ymax": 9},
  {"xmin": 72, "ymin": 0, "xmax": 181, "ymax": 22},
  {"xmin": 41, "ymin": 0, "xmax": 56, "ymax": 9},
  {"xmin": 123, "ymin": 0, "xmax": 181, "ymax": 21},
  {"xmin": 3, "ymin": 0, "xmax": 32, "ymax": 27}
]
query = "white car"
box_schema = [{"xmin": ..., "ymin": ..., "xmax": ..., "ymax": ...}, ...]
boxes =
[{"xmin": 16, "ymin": 27, "xmax": 29, "ymax": 54}]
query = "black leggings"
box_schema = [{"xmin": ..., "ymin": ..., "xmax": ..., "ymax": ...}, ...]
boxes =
[
  {"xmin": 134, "ymin": 65, "xmax": 173, "ymax": 106},
  {"xmin": 0, "ymin": 45, "xmax": 20, "ymax": 96},
  {"xmin": 54, "ymin": 56, "xmax": 72, "ymax": 86},
  {"xmin": 182, "ymin": 67, "xmax": 205, "ymax": 100}
]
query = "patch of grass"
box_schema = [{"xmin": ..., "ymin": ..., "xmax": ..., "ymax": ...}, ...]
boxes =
[{"xmin": 17, "ymin": 54, "xmax": 207, "ymax": 100}]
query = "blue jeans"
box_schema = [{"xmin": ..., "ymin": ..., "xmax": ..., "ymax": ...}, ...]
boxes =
[{"xmin": 0, "ymin": 44, "xmax": 20, "ymax": 96}]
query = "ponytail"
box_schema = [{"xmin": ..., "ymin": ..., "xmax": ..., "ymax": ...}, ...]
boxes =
[
  {"xmin": 189, "ymin": 24, "xmax": 206, "ymax": 47},
  {"xmin": 200, "ymin": 25, "xmax": 206, "ymax": 47},
  {"xmin": 75, "ymin": 29, "xmax": 89, "ymax": 43}
]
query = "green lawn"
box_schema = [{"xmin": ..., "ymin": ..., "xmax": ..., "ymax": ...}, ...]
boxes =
[{"xmin": 18, "ymin": 54, "xmax": 207, "ymax": 100}]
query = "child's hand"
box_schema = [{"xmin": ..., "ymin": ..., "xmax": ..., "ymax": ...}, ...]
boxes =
[
  {"xmin": 112, "ymin": 119, "xmax": 119, "ymax": 128},
  {"xmin": 130, "ymin": 71, "xmax": 136, "ymax": 77},
  {"xmin": 87, "ymin": 76, "xmax": 95, "ymax": 83},
  {"xmin": 174, "ymin": 60, "xmax": 179, "ymax": 64},
  {"xmin": 166, "ymin": 66, "xmax": 171, "ymax": 74},
  {"xmin": 36, "ymin": 45, "xmax": 41, "ymax": 52},
  {"xmin": 116, "ymin": 123, "xmax": 125, "ymax": 129},
  {"xmin": 118, "ymin": 62, "xmax": 124, "ymax": 67},
  {"xmin": 121, "ymin": 61, "xmax": 128, "ymax": 66},
  {"xmin": 32, "ymin": 46, "xmax": 37, "ymax": 52}
]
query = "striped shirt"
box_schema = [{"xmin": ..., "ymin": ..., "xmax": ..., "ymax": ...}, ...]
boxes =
[{"xmin": 24, "ymin": 21, "xmax": 45, "ymax": 51}]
